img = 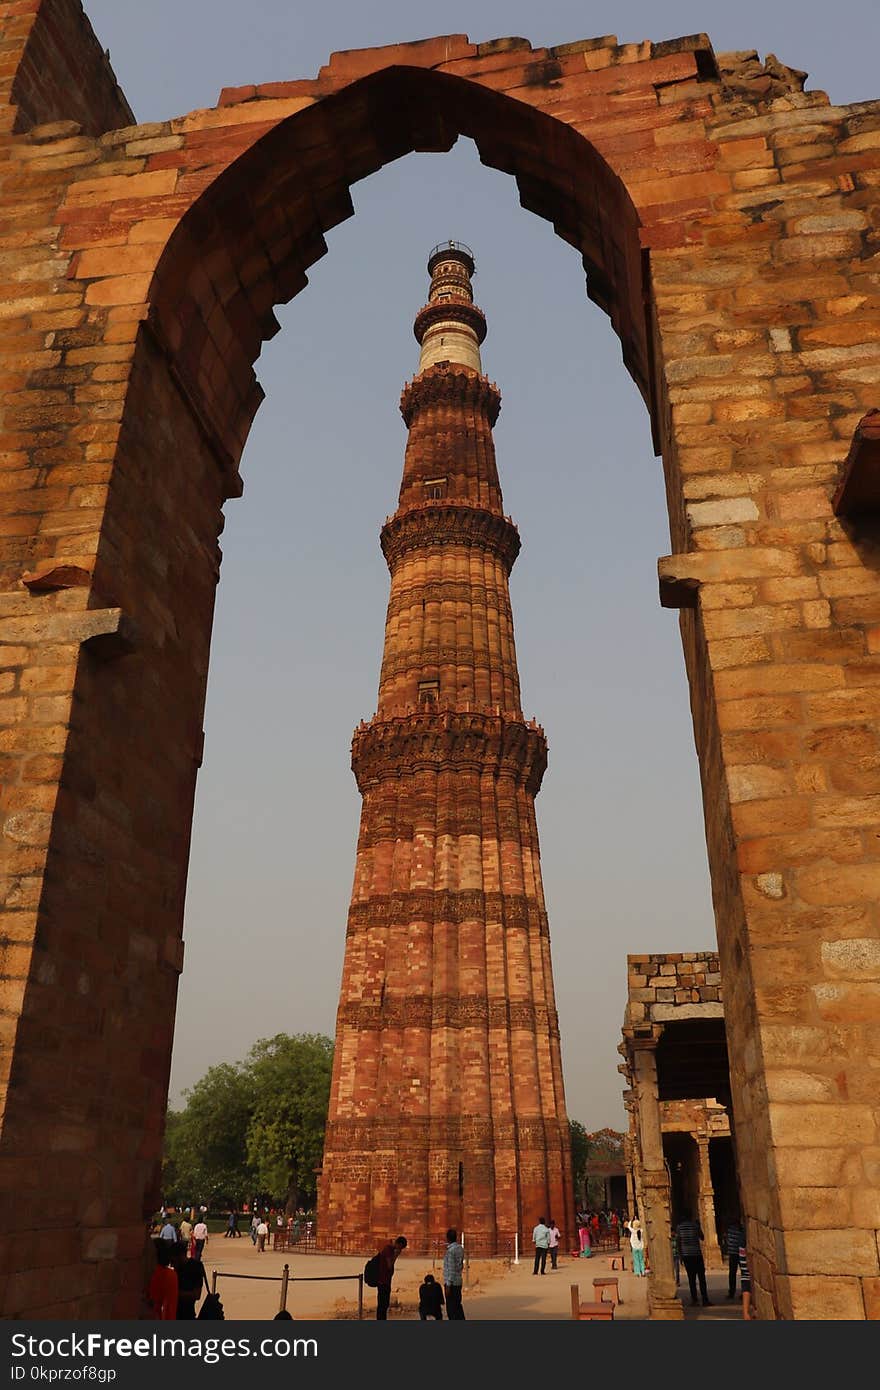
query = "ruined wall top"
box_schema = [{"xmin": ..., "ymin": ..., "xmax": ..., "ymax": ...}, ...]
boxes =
[
  {"xmin": 3, "ymin": 0, "xmax": 133, "ymax": 136},
  {"xmin": 624, "ymin": 950, "xmax": 723, "ymax": 1031}
]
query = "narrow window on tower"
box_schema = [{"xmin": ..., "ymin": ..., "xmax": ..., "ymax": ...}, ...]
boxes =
[
  {"xmin": 423, "ymin": 477, "xmax": 447, "ymax": 500},
  {"xmin": 458, "ymin": 1162, "xmax": 464, "ymax": 1198},
  {"xmin": 418, "ymin": 680, "xmax": 439, "ymax": 707}
]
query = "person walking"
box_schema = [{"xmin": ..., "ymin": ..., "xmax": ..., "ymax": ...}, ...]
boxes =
[
  {"xmin": 547, "ymin": 1218, "xmax": 560, "ymax": 1270},
  {"xmin": 724, "ymin": 1215, "xmax": 746, "ymax": 1299},
  {"xmin": 628, "ymin": 1217, "xmax": 646, "ymax": 1276},
  {"xmin": 158, "ymin": 1217, "xmax": 177, "ymax": 1244},
  {"xmin": 250, "ymin": 1212, "xmax": 260, "ymax": 1246},
  {"xmin": 532, "ymin": 1216, "xmax": 551, "ymax": 1275},
  {"xmin": 225, "ymin": 1210, "xmax": 241, "ymax": 1239},
  {"xmin": 443, "ymin": 1227, "xmax": 466, "ymax": 1319},
  {"xmin": 375, "ymin": 1235, "xmax": 407, "ymax": 1319},
  {"xmin": 676, "ymin": 1210, "xmax": 711, "ymax": 1307},
  {"xmin": 256, "ymin": 1218, "xmax": 268, "ymax": 1252},
  {"xmin": 418, "ymin": 1273, "xmax": 444, "ymax": 1320},
  {"xmin": 192, "ymin": 1216, "xmax": 208, "ymax": 1261}
]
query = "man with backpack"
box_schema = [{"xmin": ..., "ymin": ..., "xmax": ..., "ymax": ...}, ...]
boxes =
[{"xmin": 366, "ymin": 1235, "xmax": 407, "ymax": 1319}]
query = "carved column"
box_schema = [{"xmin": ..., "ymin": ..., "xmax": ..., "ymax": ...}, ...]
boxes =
[
  {"xmin": 696, "ymin": 1135, "xmax": 720, "ymax": 1267},
  {"xmin": 631, "ymin": 1038, "xmax": 684, "ymax": 1320}
]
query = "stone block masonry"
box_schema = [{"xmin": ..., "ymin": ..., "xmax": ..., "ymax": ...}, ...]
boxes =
[{"xmin": 0, "ymin": 0, "xmax": 878, "ymax": 1317}]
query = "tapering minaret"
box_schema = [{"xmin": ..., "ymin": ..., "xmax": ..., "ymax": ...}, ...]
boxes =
[{"xmin": 319, "ymin": 243, "xmax": 572, "ymax": 1254}]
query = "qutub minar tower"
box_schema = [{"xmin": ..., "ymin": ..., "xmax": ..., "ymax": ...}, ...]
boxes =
[{"xmin": 318, "ymin": 244, "xmax": 572, "ymax": 1253}]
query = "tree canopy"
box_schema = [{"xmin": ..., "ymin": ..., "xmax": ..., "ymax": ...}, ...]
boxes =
[
  {"xmin": 569, "ymin": 1121, "xmax": 627, "ymax": 1208},
  {"xmin": 163, "ymin": 1032, "xmax": 334, "ymax": 1210},
  {"xmin": 246, "ymin": 1033, "xmax": 335, "ymax": 1212},
  {"xmin": 569, "ymin": 1119, "xmax": 589, "ymax": 1199}
]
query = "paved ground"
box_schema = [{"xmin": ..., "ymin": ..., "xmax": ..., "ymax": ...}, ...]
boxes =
[{"xmin": 200, "ymin": 1240, "xmax": 745, "ymax": 1321}]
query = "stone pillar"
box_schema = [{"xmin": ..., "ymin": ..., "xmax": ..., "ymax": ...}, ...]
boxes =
[
  {"xmin": 631, "ymin": 1040, "xmax": 683, "ymax": 1319},
  {"xmin": 696, "ymin": 1135, "xmax": 720, "ymax": 1267},
  {"xmin": 626, "ymin": 1165, "xmax": 636, "ymax": 1217}
]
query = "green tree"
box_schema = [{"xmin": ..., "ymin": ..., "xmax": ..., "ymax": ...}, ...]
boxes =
[
  {"xmin": 245, "ymin": 1033, "xmax": 334, "ymax": 1212},
  {"xmin": 569, "ymin": 1119, "xmax": 590, "ymax": 1205},
  {"xmin": 163, "ymin": 1061, "xmax": 255, "ymax": 1206},
  {"xmin": 586, "ymin": 1127, "xmax": 625, "ymax": 1162},
  {"xmin": 585, "ymin": 1128, "xmax": 626, "ymax": 1209}
]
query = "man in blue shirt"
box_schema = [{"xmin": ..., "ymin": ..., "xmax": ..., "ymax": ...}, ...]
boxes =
[
  {"xmin": 443, "ymin": 1228, "xmax": 466, "ymax": 1319},
  {"xmin": 532, "ymin": 1217, "xmax": 551, "ymax": 1275}
]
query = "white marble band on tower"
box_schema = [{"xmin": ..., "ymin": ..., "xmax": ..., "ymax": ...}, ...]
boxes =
[{"xmin": 414, "ymin": 241, "xmax": 487, "ymax": 374}]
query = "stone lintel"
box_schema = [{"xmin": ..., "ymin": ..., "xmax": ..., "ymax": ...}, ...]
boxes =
[
  {"xmin": 651, "ymin": 1002, "xmax": 724, "ymax": 1022},
  {"xmin": 0, "ymin": 607, "xmax": 133, "ymax": 651},
  {"xmin": 658, "ymin": 554, "xmax": 701, "ymax": 608}
]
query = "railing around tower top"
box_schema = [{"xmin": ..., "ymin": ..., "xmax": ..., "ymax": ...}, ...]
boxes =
[{"xmin": 428, "ymin": 240, "xmax": 474, "ymax": 262}]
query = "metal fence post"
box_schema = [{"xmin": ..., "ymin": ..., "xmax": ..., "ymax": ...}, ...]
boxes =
[
  {"xmin": 279, "ymin": 1263, "xmax": 289, "ymax": 1313},
  {"xmin": 357, "ymin": 1274, "xmax": 364, "ymax": 1321},
  {"xmin": 211, "ymin": 1270, "xmax": 218, "ymax": 1295}
]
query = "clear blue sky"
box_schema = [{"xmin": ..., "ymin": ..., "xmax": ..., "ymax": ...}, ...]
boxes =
[{"xmin": 84, "ymin": 0, "xmax": 878, "ymax": 1128}]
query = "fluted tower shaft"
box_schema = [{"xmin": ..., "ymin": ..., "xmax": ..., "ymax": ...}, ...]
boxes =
[{"xmin": 318, "ymin": 244, "xmax": 572, "ymax": 1254}]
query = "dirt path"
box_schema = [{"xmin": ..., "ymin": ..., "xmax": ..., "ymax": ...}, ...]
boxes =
[{"xmin": 201, "ymin": 1240, "xmax": 651, "ymax": 1321}]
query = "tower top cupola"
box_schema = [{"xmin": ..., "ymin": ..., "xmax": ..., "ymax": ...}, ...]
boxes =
[{"xmin": 413, "ymin": 240, "xmax": 487, "ymax": 375}]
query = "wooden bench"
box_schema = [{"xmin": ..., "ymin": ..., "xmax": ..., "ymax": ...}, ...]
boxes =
[
  {"xmin": 609, "ymin": 1253, "xmax": 625, "ymax": 1271},
  {"xmin": 592, "ymin": 1276, "xmax": 621, "ymax": 1307},
  {"xmin": 570, "ymin": 1284, "xmax": 614, "ymax": 1320}
]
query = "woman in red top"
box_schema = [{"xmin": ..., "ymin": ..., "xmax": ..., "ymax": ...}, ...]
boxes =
[{"xmin": 148, "ymin": 1242, "xmax": 179, "ymax": 1319}]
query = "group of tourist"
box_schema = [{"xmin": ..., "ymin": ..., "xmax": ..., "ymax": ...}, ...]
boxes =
[
  {"xmin": 575, "ymin": 1206, "xmax": 626, "ymax": 1256},
  {"xmin": 149, "ymin": 1204, "xmax": 755, "ymax": 1320},
  {"xmin": 672, "ymin": 1211, "xmax": 754, "ymax": 1317},
  {"xmin": 530, "ymin": 1217, "xmax": 561, "ymax": 1273},
  {"xmin": 153, "ymin": 1208, "xmax": 209, "ymax": 1262},
  {"xmin": 370, "ymin": 1229, "xmax": 466, "ymax": 1320}
]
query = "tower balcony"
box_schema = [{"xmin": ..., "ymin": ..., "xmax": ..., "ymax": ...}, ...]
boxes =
[
  {"xmin": 413, "ymin": 297, "xmax": 487, "ymax": 346},
  {"xmin": 400, "ymin": 363, "xmax": 501, "ymax": 426},
  {"xmin": 380, "ymin": 498, "xmax": 520, "ymax": 573},
  {"xmin": 350, "ymin": 706, "xmax": 547, "ymax": 794}
]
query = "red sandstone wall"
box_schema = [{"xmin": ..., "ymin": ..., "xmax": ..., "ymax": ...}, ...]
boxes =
[{"xmin": 1, "ymin": 0, "xmax": 133, "ymax": 136}]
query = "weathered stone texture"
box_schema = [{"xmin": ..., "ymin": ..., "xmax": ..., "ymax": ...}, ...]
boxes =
[{"xmin": 0, "ymin": 0, "xmax": 879, "ymax": 1317}]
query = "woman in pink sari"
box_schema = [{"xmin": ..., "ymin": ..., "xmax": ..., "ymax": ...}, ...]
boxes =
[{"xmin": 577, "ymin": 1214, "xmax": 592, "ymax": 1257}]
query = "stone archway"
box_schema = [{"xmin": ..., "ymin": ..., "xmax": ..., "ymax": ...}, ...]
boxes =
[{"xmin": 1, "ymin": 1, "xmax": 879, "ymax": 1319}]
